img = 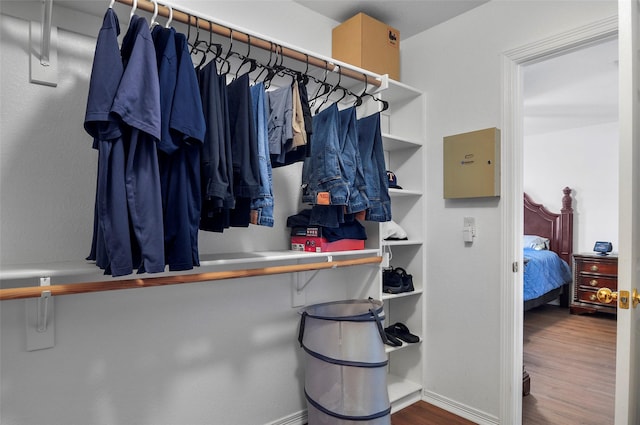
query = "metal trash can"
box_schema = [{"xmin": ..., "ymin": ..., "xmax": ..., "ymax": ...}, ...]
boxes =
[{"xmin": 298, "ymin": 299, "xmax": 391, "ymax": 425}]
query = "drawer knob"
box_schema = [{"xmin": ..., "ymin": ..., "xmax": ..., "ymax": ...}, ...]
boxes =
[
  {"xmin": 589, "ymin": 279, "xmax": 598, "ymax": 287},
  {"xmin": 590, "ymin": 265, "xmax": 599, "ymax": 272},
  {"xmin": 590, "ymin": 294, "xmax": 598, "ymax": 301}
]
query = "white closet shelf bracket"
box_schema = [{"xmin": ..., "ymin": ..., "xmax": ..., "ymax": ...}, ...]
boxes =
[
  {"xmin": 40, "ymin": 0, "xmax": 53, "ymax": 66},
  {"xmin": 295, "ymin": 255, "xmax": 346, "ymax": 292},
  {"xmin": 291, "ymin": 255, "xmax": 381, "ymax": 308},
  {"xmin": 37, "ymin": 283, "xmax": 52, "ymax": 333},
  {"xmin": 25, "ymin": 277, "xmax": 55, "ymax": 351},
  {"xmin": 29, "ymin": 0, "xmax": 58, "ymax": 87}
]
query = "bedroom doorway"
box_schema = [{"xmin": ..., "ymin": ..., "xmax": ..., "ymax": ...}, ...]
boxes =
[{"xmin": 520, "ymin": 34, "xmax": 619, "ymax": 423}]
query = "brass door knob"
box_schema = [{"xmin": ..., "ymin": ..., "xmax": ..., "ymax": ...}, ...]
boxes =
[
  {"xmin": 596, "ymin": 288, "xmax": 617, "ymax": 304},
  {"xmin": 598, "ymin": 288, "xmax": 640, "ymax": 309}
]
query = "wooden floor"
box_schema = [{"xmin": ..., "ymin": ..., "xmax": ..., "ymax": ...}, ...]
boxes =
[
  {"xmin": 391, "ymin": 401, "xmax": 476, "ymax": 425},
  {"xmin": 522, "ymin": 305, "xmax": 616, "ymax": 425},
  {"xmin": 390, "ymin": 305, "xmax": 616, "ymax": 425}
]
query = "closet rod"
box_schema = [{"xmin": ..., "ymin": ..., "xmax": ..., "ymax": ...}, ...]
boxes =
[
  {"xmin": 0, "ymin": 256, "xmax": 382, "ymax": 300},
  {"xmin": 114, "ymin": 0, "xmax": 382, "ymax": 87}
]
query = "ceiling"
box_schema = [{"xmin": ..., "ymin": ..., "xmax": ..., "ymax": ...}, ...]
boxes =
[
  {"xmin": 295, "ymin": 1, "xmax": 618, "ymax": 135},
  {"xmin": 523, "ymin": 38, "xmax": 618, "ymax": 136},
  {"xmin": 293, "ymin": 0, "xmax": 489, "ymax": 39}
]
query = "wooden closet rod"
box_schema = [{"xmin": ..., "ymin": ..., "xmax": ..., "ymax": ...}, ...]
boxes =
[
  {"xmin": 114, "ymin": 0, "xmax": 382, "ymax": 87},
  {"xmin": 0, "ymin": 256, "xmax": 382, "ymax": 300}
]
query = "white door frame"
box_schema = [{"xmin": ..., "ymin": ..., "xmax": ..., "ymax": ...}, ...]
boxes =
[
  {"xmin": 499, "ymin": 16, "xmax": 618, "ymax": 424},
  {"xmin": 615, "ymin": 1, "xmax": 639, "ymax": 423}
]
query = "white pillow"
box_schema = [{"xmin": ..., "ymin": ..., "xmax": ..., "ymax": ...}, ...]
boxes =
[{"xmin": 523, "ymin": 235, "xmax": 549, "ymax": 250}]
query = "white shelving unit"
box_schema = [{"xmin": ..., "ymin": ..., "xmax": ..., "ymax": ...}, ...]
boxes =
[{"xmin": 377, "ymin": 79, "xmax": 426, "ymax": 412}]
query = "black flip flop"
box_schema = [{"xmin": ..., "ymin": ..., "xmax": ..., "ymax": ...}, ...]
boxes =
[
  {"xmin": 384, "ymin": 331, "xmax": 403, "ymax": 347},
  {"xmin": 385, "ymin": 322, "xmax": 419, "ymax": 344}
]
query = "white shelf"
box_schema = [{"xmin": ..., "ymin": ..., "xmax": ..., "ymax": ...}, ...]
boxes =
[
  {"xmin": 0, "ymin": 249, "xmax": 381, "ymax": 286},
  {"xmin": 377, "ymin": 80, "xmax": 425, "ymax": 416},
  {"xmin": 382, "ymin": 288, "xmax": 423, "ymax": 301},
  {"xmin": 387, "ymin": 374, "xmax": 423, "ymax": 405},
  {"xmin": 389, "ymin": 188, "xmax": 423, "ymax": 198},
  {"xmin": 382, "ymin": 239, "xmax": 423, "ymax": 247},
  {"xmin": 382, "ymin": 133, "xmax": 423, "ymax": 151},
  {"xmin": 385, "ymin": 338, "xmax": 422, "ymax": 354},
  {"xmin": 375, "ymin": 79, "xmax": 423, "ymax": 104}
]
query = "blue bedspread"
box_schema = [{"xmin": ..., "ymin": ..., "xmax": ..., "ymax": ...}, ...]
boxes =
[{"xmin": 523, "ymin": 248, "xmax": 572, "ymax": 301}]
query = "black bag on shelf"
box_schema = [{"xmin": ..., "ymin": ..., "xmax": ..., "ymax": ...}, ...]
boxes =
[
  {"xmin": 395, "ymin": 267, "xmax": 414, "ymax": 292},
  {"xmin": 382, "ymin": 266, "xmax": 414, "ymax": 294},
  {"xmin": 382, "ymin": 267, "xmax": 403, "ymax": 293}
]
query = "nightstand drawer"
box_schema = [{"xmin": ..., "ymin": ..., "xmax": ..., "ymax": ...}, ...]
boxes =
[
  {"xmin": 576, "ymin": 275, "xmax": 617, "ymax": 290},
  {"xmin": 575, "ymin": 260, "xmax": 617, "ymax": 275}
]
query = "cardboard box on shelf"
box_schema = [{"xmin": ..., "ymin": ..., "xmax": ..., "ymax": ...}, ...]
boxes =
[
  {"xmin": 332, "ymin": 12, "xmax": 400, "ymax": 81},
  {"xmin": 291, "ymin": 236, "xmax": 365, "ymax": 253}
]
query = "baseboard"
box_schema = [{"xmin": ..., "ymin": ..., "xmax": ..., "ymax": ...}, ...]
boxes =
[
  {"xmin": 391, "ymin": 390, "xmax": 422, "ymax": 413},
  {"xmin": 422, "ymin": 390, "xmax": 499, "ymax": 425},
  {"xmin": 263, "ymin": 409, "xmax": 307, "ymax": 425}
]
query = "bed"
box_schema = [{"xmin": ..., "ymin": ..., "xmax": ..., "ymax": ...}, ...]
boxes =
[
  {"xmin": 523, "ymin": 187, "xmax": 574, "ymax": 311},
  {"xmin": 522, "ymin": 187, "xmax": 574, "ymax": 396}
]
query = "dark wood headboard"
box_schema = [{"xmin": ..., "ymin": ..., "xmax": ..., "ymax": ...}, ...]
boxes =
[{"xmin": 524, "ymin": 187, "xmax": 574, "ymax": 267}]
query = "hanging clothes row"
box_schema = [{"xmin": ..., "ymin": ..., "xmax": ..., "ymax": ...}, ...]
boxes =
[{"xmin": 83, "ymin": 4, "xmax": 391, "ymax": 278}]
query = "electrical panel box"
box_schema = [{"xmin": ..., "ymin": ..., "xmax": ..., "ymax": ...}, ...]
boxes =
[{"xmin": 443, "ymin": 127, "xmax": 501, "ymax": 199}]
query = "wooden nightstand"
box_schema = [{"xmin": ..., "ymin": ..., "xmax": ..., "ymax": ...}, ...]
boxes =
[{"xmin": 570, "ymin": 253, "xmax": 618, "ymax": 315}]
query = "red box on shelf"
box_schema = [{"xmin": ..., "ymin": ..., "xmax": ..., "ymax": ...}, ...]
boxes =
[{"xmin": 290, "ymin": 236, "xmax": 364, "ymax": 253}]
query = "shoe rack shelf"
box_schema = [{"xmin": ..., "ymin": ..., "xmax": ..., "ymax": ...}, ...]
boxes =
[
  {"xmin": 382, "ymin": 289, "xmax": 424, "ymax": 301},
  {"xmin": 385, "ymin": 340, "xmax": 423, "ymax": 355},
  {"xmin": 383, "ymin": 239, "xmax": 422, "ymax": 247},
  {"xmin": 382, "ymin": 133, "xmax": 422, "ymax": 151},
  {"xmin": 377, "ymin": 79, "xmax": 426, "ymax": 412}
]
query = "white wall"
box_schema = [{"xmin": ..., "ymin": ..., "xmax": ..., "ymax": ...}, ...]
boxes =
[
  {"xmin": 524, "ymin": 122, "xmax": 619, "ymax": 254},
  {"xmin": 0, "ymin": 3, "xmax": 370, "ymax": 425},
  {"xmin": 401, "ymin": 0, "xmax": 617, "ymax": 421},
  {"xmin": 1, "ymin": 0, "xmax": 622, "ymax": 423}
]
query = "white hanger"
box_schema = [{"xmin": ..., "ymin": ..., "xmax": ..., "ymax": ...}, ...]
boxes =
[
  {"xmin": 129, "ymin": 0, "xmax": 137, "ymax": 22},
  {"xmin": 108, "ymin": 0, "xmax": 115, "ymax": 8},
  {"xmin": 150, "ymin": 0, "xmax": 158, "ymax": 28},
  {"xmin": 165, "ymin": 4, "xmax": 173, "ymax": 28}
]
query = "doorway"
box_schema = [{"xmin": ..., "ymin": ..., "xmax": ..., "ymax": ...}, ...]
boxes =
[
  {"xmin": 520, "ymin": 36, "xmax": 619, "ymax": 424},
  {"xmin": 499, "ymin": 16, "xmax": 619, "ymax": 425}
]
